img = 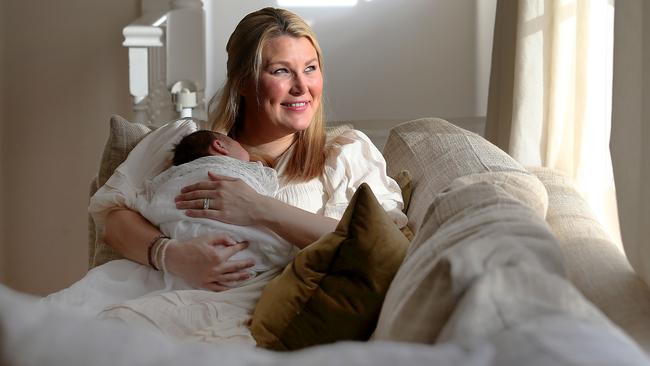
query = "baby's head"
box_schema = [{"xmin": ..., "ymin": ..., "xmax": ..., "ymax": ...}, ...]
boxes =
[{"xmin": 172, "ymin": 130, "xmax": 249, "ymax": 166}]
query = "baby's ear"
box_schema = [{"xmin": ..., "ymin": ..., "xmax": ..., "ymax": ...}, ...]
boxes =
[{"xmin": 211, "ymin": 139, "xmax": 229, "ymax": 156}]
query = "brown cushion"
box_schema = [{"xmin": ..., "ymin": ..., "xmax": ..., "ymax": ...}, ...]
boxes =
[
  {"xmin": 89, "ymin": 115, "xmax": 153, "ymax": 268},
  {"xmin": 250, "ymin": 183, "xmax": 409, "ymax": 350}
]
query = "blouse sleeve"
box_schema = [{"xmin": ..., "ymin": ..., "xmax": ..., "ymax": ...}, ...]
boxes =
[
  {"xmin": 88, "ymin": 119, "xmax": 198, "ymax": 230},
  {"xmin": 323, "ymin": 129, "xmax": 408, "ymax": 227}
]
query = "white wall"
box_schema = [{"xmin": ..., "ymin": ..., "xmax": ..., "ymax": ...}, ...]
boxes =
[
  {"xmin": 2, "ymin": 0, "xmax": 138, "ymax": 295},
  {"xmin": 205, "ymin": 0, "xmax": 496, "ymax": 123}
]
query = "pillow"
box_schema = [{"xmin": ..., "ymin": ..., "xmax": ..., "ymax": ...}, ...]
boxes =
[
  {"xmin": 372, "ymin": 180, "xmax": 563, "ymax": 343},
  {"xmin": 89, "ymin": 115, "xmax": 153, "ymax": 268},
  {"xmin": 98, "ymin": 115, "xmax": 154, "ymax": 186},
  {"xmin": 250, "ymin": 183, "xmax": 409, "ymax": 350},
  {"xmin": 382, "ymin": 118, "xmax": 547, "ymax": 234}
]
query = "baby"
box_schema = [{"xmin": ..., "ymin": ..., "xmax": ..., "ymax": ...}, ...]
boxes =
[
  {"xmin": 136, "ymin": 130, "xmax": 294, "ymax": 288},
  {"xmin": 171, "ymin": 129, "xmax": 251, "ymax": 166}
]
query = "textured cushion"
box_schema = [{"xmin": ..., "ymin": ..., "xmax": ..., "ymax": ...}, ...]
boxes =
[
  {"xmin": 89, "ymin": 115, "xmax": 153, "ymax": 268},
  {"xmin": 531, "ymin": 167, "xmax": 650, "ymax": 353},
  {"xmin": 372, "ymin": 178, "xmax": 563, "ymax": 343},
  {"xmin": 382, "ymin": 118, "xmax": 547, "ymax": 234},
  {"xmin": 250, "ymin": 183, "xmax": 409, "ymax": 350}
]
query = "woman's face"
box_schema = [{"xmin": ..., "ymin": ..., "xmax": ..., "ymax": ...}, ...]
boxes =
[{"xmin": 241, "ymin": 35, "xmax": 323, "ymax": 142}]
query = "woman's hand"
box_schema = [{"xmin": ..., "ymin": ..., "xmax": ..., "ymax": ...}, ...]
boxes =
[
  {"xmin": 174, "ymin": 172, "xmax": 267, "ymax": 226},
  {"xmin": 175, "ymin": 172, "xmax": 338, "ymax": 250},
  {"xmin": 165, "ymin": 232, "xmax": 255, "ymax": 292}
]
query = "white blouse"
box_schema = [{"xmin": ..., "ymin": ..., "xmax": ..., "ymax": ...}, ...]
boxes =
[{"xmin": 89, "ymin": 119, "xmax": 407, "ymax": 233}]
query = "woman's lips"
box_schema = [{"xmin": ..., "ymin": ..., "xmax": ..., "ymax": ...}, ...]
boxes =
[{"xmin": 281, "ymin": 101, "xmax": 309, "ymax": 111}]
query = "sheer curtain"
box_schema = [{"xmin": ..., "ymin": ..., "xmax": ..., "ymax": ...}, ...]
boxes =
[
  {"xmin": 486, "ymin": 0, "xmax": 620, "ymax": 247},
  {"xmin": 610, "ymin": 0, "xmax": 650, "ymax": 286}
]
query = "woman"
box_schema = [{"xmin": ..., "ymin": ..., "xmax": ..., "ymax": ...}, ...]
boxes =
[{"xmin": 49, "ymin": 7, "xmax": 407, "ymax": 344}]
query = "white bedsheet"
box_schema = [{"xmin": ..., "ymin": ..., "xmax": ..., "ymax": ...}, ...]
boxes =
[
  {"xmin": 41, "ymin": 259, "xmax": 278, "ymax": 345},
  {"xmin": 2, "ymin": 284, "xmax": 648, "ymax": 366}
]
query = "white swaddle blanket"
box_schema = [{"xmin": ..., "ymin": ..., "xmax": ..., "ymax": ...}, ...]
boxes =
[{"xmin": 137, "ymin": 155, "xmax": 295, "ymax": 279}]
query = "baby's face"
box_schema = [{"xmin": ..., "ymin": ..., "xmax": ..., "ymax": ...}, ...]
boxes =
[{"xmin": 210, "ymin": 136, "xmax": 250, "ymax": 161}]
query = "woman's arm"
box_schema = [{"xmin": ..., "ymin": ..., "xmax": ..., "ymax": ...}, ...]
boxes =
[
  {"xmin": 103, "ymin": 208, "xmax": 255, "ymax": 290},
  {"xmin": 177, "ymin": 173, "xmax": 338, "ymax": 249},
  {"xmin": 104, "ymin": 209, "xmax": 161, "ymax": 265},
  {"xmin": 255, "ymin": 195, "xmax": 338, "ymax": 249}
]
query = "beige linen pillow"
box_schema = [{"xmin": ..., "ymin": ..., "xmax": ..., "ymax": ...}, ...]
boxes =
[
  {"xmin": 531, "ymin": 167, "xmax": 650, "ymax": 352},
  {"xmin": 373, "ymin": 118, "xmax": 554, "ymax": 343},
  {"xmin": 372, "ymin": 180, "xmax": 564, "ymax": 343},
  {"xmin": 382, "ymin": 118, "xmax": 548, "ymax": 234},
  {"xmin": 250, "ymin": 183, "xmax": 409, "ymax": 350},
  {"xmin": 88, "ymin": 115, "xmax": 153, "ymax": 268}
]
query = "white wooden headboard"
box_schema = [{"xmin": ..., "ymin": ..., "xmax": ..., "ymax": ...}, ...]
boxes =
[{"xmin": 122, "ymin": 0, "xmax": 207, "ymax": 125}]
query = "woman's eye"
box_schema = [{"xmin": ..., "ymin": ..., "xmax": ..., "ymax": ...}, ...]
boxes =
[
  {"xmin": 305, "ymin": 65, "xmax": 317, "ymax": 72},
  {"xmin": 272, "ymin": 68, "xmax": 289, "ymax": 75}
]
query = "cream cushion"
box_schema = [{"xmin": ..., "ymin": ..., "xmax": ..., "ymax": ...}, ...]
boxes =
[
  {"xmin": 382, "ymin": 118, "xmax": 547, "ymax": 234},
  {"xmin": 373, "ymin": 118, "xmax": 627, "ymax": 346},
  {"xmin": 373, "ymin": 118, "xmax": 559, "ymax": 342},
  {"xmin": 372, "ymin": 180, "xmax": 565, "ymax": 342},
  {"xmin": 531, "ymin": 167, "xmax": 650, "ymax": 353}
]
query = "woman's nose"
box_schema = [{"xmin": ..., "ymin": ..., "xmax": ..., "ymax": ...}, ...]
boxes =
[{"xmin": 289, "ymin": 74, "xmax": 306, "ymax": 96}]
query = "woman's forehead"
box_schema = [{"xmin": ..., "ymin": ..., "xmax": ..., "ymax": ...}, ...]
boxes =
[{"xmin": 262, "ymin": 35, "xmax": 318, "ymax": 63}]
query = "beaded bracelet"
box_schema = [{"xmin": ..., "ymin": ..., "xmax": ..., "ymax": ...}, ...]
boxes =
[
  {"xmin": 147, "ymin": 234, "xmax": 169, "ymax": 271},
  {"xmin": 159, "ymin": 239, "xmax": 172, "ymax": 273}
]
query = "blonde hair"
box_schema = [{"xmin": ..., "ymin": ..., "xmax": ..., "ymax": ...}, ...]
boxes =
[{"xmin": 208, "ymin": 7, "xmax": 326, "ymax": 183}]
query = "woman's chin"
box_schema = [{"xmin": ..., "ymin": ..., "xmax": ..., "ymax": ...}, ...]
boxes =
[{"xmin": 280, "ymin": 117, "xmax": 313, "ymax": 133}]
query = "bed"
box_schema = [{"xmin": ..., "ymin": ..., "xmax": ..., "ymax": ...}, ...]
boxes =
[
  {"xmin": 2, "ymin": 2, "xmax": 650, "ymax": 365},
  {"xmin": 2, "ymin": 115, "xmax": 650, "ymax": 365}
]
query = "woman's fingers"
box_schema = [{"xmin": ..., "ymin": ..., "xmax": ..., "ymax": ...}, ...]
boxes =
[
  {"xmin": 205, "ymin": 232, "xmax": 237, "ymax": 246},
  {"xmin": 164, "ymin": 233, "xmax": 256, "ymax": 293},
  {"xmin": 214, "ymin": 271, "xmax": 252, "ymax": 283},
  {"xmin": 175, "ymin": 188, "xmax": 216, "ymax": 202},
  {"xmin": 218, "ymin": 258, "xmax": 255, "ymax": 273},
  {"xmin": 215, "ymin": 242, "xmax": 252, "ymax": 262},
  {"xmin": 184, "ymin": 208, "xmax": 230, "ymax": 223},
  {"xmin": 179, "ymin": 181, "xmax": 217, "ymax": 194},
  {"xmin": 180, "ymin": 175, "xmax": 238, "ymax": 193},
  {"xmin": 175, "ymin": 198, "xmax": 213, "ymax": 210}
]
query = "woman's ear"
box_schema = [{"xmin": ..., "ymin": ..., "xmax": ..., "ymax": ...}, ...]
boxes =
[{"xmin": 210, "ymin": 139, "xmax": 229, "ymax": 156}]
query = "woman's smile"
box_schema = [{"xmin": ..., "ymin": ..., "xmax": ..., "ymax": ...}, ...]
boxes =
[{"xmin": 281, "ymin": 101, "xmax": 310, "ymax": 111}]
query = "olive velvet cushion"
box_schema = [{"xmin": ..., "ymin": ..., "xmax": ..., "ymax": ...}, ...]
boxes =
[{"xmin": 250, "ymin": 183, "xmax": 409, "ymax": 350}]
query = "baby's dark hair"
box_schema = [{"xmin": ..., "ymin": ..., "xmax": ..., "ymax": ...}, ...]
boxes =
[{"xmin": 172, "ymin": 130, "xmax": 219, "ymax": 166}]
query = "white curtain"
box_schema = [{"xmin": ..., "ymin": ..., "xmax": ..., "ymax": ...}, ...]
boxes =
[
  {"xmin": 486, "ymin": 0, "xmax": 620, "ymax": 247},
  {"xmin": 610, "ymin": 1, "xmax": 650, "ymax": 286}
]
